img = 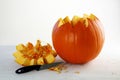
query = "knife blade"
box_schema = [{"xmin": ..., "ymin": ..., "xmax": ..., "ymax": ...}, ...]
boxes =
[{"xmin": 15, "ymin": 62, "xmax": 63, "ymax": 74}]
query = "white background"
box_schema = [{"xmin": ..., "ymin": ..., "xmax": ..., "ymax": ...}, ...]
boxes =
[
  {"xmin": 0, "ymin": 0, "xmax": 120, "ymax": 46},
  {"xmin": 0, "ymin": 0, "xmax": 120, "ymax": 80}
]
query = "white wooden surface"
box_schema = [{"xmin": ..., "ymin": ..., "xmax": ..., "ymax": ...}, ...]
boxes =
[{"xmin": 0, "ymin": 46, "xmax": 120, "ymax": 80}]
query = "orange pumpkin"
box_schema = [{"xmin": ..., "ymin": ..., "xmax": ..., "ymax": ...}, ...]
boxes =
[{"xmin": 52, "ymin": 14, "xmax": 104, "ymax": 64}]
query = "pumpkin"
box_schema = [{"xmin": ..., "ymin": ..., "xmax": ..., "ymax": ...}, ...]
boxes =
[{"xmin": 52, "ymin": 14, "xmax": 104, "ymax": 64}]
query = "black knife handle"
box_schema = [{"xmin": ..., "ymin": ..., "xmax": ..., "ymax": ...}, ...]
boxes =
[{"xmin": 16, "ymin": 65, "xmax": 41, "ymax": 74}]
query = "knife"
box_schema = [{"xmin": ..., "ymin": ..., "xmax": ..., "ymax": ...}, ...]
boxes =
[{"xmin": 15, "ymin": 62, "xmax": 63, "ymax": 74}]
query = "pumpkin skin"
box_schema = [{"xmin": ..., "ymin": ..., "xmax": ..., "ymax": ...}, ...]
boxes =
[{"xmin": 52, "ymin": 14, "xmax": 104, "ymax": 64}]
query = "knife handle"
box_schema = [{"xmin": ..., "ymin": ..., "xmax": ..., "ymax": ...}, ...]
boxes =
[{"xmin": 16, "ymin": 65, "xmax": 41, "ymax": 74}]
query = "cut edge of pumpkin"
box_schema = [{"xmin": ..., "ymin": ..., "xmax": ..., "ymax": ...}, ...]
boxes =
[{"xmin": 57, "ymin": 14, "xmax": 96, "ymax": 27}]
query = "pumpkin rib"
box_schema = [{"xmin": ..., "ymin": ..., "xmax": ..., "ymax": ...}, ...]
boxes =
[
  {"xmin": 89, "ymin": 18, "xmax": 104, "ymax": 59},
  {"xmin": 74, "ymin": 22, "xmax": 83, "ymax": 63},
  {"xmin": 79, "ymin": 19, "xmax": 97, "ymax": 62},
  {"xmin": 74, "ymin": 21, "xmax": 84, "ymax": 63},
  {"xmin": 95, "ymin": 19, "xmax": 105, "ymax": 42},
  {"xmin": 74, "ymin": 21, "xmax": 90, "ymax": 63},
  {"xmin": 87, "ymin": 19, "xmax": 99, "ymax": 60},
  {"xmin": 93, "ymin": 19, "xmax": 104, "ymax": 54},
  {"xmin": 68, "ymin": 28, "xmax": 76, "ymax": 62},
  {"xmin": 67, "ymin": 22, "xmax": 76, "ymax": 63},
  {"xmin": 91, "ymin": 19, "xmax": 102, "ymax": 52},
  {"xmin": 93, "ymin": 20, "xmax": 102, "ymax": 55}
]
